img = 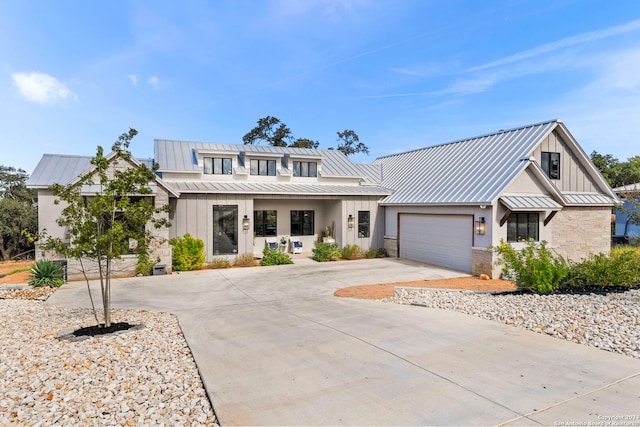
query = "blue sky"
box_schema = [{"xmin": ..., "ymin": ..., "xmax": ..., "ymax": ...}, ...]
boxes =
[{"xmin": 2, "ymin": 0, "xmax": 640, "ymax": 174}]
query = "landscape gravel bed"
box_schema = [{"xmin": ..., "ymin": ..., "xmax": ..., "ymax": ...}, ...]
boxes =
[
  {"xmin": 384, "ymin": 288, "xmax": 640, "ymax": 359},
  {"xmin": 0, "ymin": 299, "xmax": 218, "ymax": 426}
]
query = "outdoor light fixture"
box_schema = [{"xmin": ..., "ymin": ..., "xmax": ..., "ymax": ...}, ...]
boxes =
[
  {"xmin": 242, "ymin": 215, "xmax": 250, "ymax": 231},
  {"xmin": 475, "ymin": 217, "xmax": 486, "ymax": 235},
  {"xmin": 347, "ymin": 214, "xmax": 354, "ymax": 229}
]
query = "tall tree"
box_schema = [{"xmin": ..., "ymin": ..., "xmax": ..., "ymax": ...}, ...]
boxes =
[
  {"xmin": 243, "ymin": 116, "xmax": 369, "ymax": 156},
  {"xmin": 0, "ymin": 165, "xmax": 37, "ymax": 260},
  {"xmin": 590, "ymin": 151, "xmax": 640, "ymax": 188},
  {"xmin": 335, "ymin": 129, "xmax": 369, "ymax": 156},
  {"xmin": 242, "ymin": 116, "xmax": 292, "ymax": 147},
  {"xmin": 39, "ymin": 129, "xmax": 170, "ymax": 327}
]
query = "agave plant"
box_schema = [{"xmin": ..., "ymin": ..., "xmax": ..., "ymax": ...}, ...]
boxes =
[{"xmin": 28, "ymin": 260, "xmax": 65, "ymax": 288}]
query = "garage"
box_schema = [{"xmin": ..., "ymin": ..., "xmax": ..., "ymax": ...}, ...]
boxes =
[{"xmin": 399, "ymin": 214, "xmax": 473, "ymax": 273}]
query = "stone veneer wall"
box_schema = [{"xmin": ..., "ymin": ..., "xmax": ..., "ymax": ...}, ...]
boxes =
[
  {"xmin": 551, "ymin": 206, "xmax": 611, "ymax": 261},
  {"xmin": 152, "ymin": 187, "xmax": 172, "ymax": 274},
  {"xmin": 384, "ymin": 237, "xmax": 398, "ymax": 258},
  {"xmin": 472, "ymin": 248, "xmax": 499, "ymax": 278}
]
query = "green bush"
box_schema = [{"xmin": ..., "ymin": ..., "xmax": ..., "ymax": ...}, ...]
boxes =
[
  {"xmin": 365, "ymin": 247, "xmax": 387, "ymax": 258},
  {"xmin": 135, "ymin": 243, "xmax": 155, "ymax": 276},
  {"xmin": 209, "ymin": 257, "xmax": 232, "ymax": 269},
  {"xmin": 494, "ymin": 240, "xmax": 568, "ymax": 294},
  {"xmin": 169, "ymin": 233, "xmax": 205, "ymax": 271},
  {"xmin": 234, "ymin": 253, "xmax": 258, "ymax": 267},
  {"xmin": 29, "ymin": 260, "xmax": 64, "ymax": 288},
  {"xmin": 341, "ymin": 244, "xmax": 364, "ymax": 260},
  {"xmin": 261, "ymin": 247, "xmax": 293, "ymax": 266},
  {"xmin": 312, "ymin": 242, "xmax": 342, "ymax": 262},
  {"xmin": 562, "ymin": 247, "xmax": 640, "ymax": 289}
]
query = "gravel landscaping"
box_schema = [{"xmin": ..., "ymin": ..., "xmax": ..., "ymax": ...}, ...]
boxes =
[
  {"xmin": 0, "ymin": 290, "xmax": 218, "ymax": 426},
  {"xmin": 384, "ymin": 287, "xmax": 640, "ymax": 359}
]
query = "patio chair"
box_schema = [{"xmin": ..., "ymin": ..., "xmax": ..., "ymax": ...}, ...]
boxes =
[
  {"xmin": 265, "ymin": 238, "xmax": 278, "ymax": 250},
  {"xmin": 290, "ymin": 238, "xmax": 303, "ymax": 254}
]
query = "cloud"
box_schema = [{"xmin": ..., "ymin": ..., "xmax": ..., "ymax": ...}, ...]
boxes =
[
  {"xmin": 147, "ymin": 75, "xmax": 160, "ymax": 88},
  {"xmin": 12, "ymin": 72, "xmax": 77, "ymax": 105},
  {"xmin": 128, "ymin": 74, "xmax": 139, "ymax": 86},
  {"xmin": 271, "ymin": 0, "xmax": 370, "ymax": 20}
]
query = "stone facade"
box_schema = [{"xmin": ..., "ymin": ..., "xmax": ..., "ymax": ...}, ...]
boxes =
[
  {"xmin": 471, "ymin": 248, "xmax": 498, "ymax": 278},
  {"xmin": 551, "ymin": 206, "xmax": 611, "ymax": 261},
  {"xmin": 384, "ymin": 237, "xmax": 398, "ymax": 258},
  {"xmin": 152, "ymin": 186, "xmax": 172, "ymax": 274}
]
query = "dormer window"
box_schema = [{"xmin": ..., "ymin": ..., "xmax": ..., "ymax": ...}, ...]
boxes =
[
  {"xmin": 293, "ymin": 161, "xmax": 317, "ymax": 177},
  {"xmin": 250, "ymin": 159, "xmax": 276, "ymax": 176},
  {"xmin": 541, "ymin": 152, "xmax": 560, "ymax": 180},
  {"xmin": 204, "ymin": 157, "xmax": 232, "ymax": 175}
]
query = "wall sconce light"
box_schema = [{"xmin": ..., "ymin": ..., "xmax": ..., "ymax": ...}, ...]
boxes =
[
  {"xmin": 347, "ymin": 214, "xmax": 354, "ymax": 229},
  {"xmin": 242, "ymin": 215, "xmax": 250, "ymax": 231},
  {"xmin": 475, "ymin": 217, "xmax": 486, "ymax": 235}
]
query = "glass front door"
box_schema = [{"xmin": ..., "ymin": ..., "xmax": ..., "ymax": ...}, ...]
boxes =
[{"xmin": 213, "ymin": 205, "xmax": 238, "ymax": 255}]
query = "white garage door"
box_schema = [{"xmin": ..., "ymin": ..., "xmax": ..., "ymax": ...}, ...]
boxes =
[{"xmin": 399, "ymin": 214, "xmax": 473, "ymax": 273}]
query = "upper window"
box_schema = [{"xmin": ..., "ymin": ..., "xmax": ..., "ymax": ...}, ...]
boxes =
[
  {"xmin": 541, "ymin": 152, "xmax": 560, "ymax": 180},
  {"xmin": 204, "ymin": 157, "xmax": 232, "ymax": 175},
  {"xmin": 290, "ymin": 210, "xmax": 314, "ymax": 236},
  {"xmin": 358, "ymin": 211, "xmax": 370, "ymax": 238},
  {"xmin": 254, "ymin": 210, "xmax": 277, "ymax": 237},
  {"xmin": 250, "ymin": 159, "xmax": 276, "ymax": 176},
  {"xmin": 293, "ymin": 161, "xmax": 317, "ymax": 177},
  {"xmin": 507, "ymin": 212, "xmax": 539, "ymax": 242}
]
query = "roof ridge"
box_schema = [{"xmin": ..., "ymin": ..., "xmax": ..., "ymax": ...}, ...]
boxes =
[{"xmin": 375, "ymin": 119, "xmax": 559, "ymax": 160}]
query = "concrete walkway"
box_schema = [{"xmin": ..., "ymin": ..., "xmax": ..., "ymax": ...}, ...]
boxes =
[{"xmin": 47, "ymin": 258, "xmax": 640, "ymax": 426}]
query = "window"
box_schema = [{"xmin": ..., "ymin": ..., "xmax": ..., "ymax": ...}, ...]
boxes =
[
  {"xmin": 250, "ymin": 159, "xmax": 276, "ymax": 176},
  {"xmin": 203, "ymin": 157, "xmax": 232, "ymax": 175},
  {"xmin": 290, "ymin": 210, "xmax": 314, "ymax": 236},
  {"xmin": 358, "ymin": 211, "xmax": 370, "ymax": 238},
  {"xmin": 541, "ymin": 152, "xmax": 560, "ymax": 180},
  {"xmin": 254, "ymin": 210, "xmax": 277, "ymax": 237},
  {"xmin": 507, "ymin": 212, "xmax": 539, "ymax": 242},
  {"xmin": 293, "ymin": 161, "xmax": 317, "ymax": 177}
]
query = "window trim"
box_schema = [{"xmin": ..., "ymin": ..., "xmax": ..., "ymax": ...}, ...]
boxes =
[
  {"xmin": 250, "ymin": 159, "xmax": 276, "ymax": 176},
  {"xmin": 293, "ymin": 161, "xmax": 318, "ymax": 177},
  {"xmin": 203, "ymin": 157, "xmax": 233, "ymax": 175},
  {"xmin": 357, "ymin": 210, "xmax": 370, "ymax": 238},
  {"xmin": 254, "ymin": 210, "xmax": 277, "ymax": 237},
  {"xmin": 541, "ymin": 151, "xmax": 561, "ymax": 180},
  {"xmin": 290, "ymin": 210, "xmax": 315, "ymax": 236},
  {"xmin": 506, "ymin": 212, "xmax": 539, "ymax": 242}
]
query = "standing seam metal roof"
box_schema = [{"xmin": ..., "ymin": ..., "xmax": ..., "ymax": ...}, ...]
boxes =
[{"xmin": 375, "ymin": 120, "xmax": 559, "ymax": 205}]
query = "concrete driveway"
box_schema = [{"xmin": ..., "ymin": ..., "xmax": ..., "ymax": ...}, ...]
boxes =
[{"xmin": 48, "ymin": 257, "xmax": 640, "ymax": 426}]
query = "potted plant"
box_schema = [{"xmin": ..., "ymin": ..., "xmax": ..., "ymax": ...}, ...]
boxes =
[
  {"xmin": 322, "ymin": 226, "xmax": 335, "ymax": 243},
  {"xmin": 279, "ymin": 235, "xmax": 289, "ymax": 252}
]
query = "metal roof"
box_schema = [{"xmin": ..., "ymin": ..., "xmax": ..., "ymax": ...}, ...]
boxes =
[
  {"xmin": 500, "ymin": 195, "xmax": 562, "ymax": 211},
  {"xmin": 166, "ymin": 181, "xmax": 392, "ymax": 196},
  {"xmin": 613, "ymin": 183, "xmax": 640, "ymax": 193},
  {"xmin": 375, "ymin": 120, "xmax": 560, "ymax": 205},
  {"xmin": 562, "ymin": 193, "xmax": 618, "ymax": 205},
  {"xmin": 154, "ymin": 139, "xmax": 382, "ymax": 183}
]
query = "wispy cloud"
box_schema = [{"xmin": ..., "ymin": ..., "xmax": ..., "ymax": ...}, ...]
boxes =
[
  {"xmin": 469, "ymin": 19, "xmax": 640, "ymax": 72},
  {"xmin": 270, "ymin": 0, "xmax": 370, "ymax": 20},
  {"xmin": 147, "ymin": 75, "xmax": 160, "ymax": 88},
  {"xmin": 12, "ymin": 72, "xmax": 77, "ymax": 105},
  {"xmin": 128, "ymin": 74, "xmax": 138, "ymax": 86}
]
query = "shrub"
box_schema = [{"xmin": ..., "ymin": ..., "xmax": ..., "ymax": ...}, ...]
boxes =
[
  {"xmin": 341, "ymin": 244, "xmax": 364, "ymax": 260},
  {"xmin": 562, "ymin": 246, "xmax": 640, "ymax": 289},
  {"xmin": 29, "ymin": 260, "xmax": 64, "ymax": 288},
  {"xmin": 365, "ymin": 247, "xmax": 388, "ymax": 259},
  {"xmin": 312, "ymin": 242, "xmax": 342, "ymax": 262},
  {"xmin": 169, "ymin": 233, "xmax": 205, "ymax": 271},
  {"xmin": 493, "ymin": 240, "xmax": 568, "ymax": 294},
  {"xmin": 234, "ymin": 253, "xmax": 259, "ymax": 267},
  {"xmin": 209, "ymin": 257, "xmax": 232, "ymax": 269},
  {"xmin": 135, "ymin": 244, "xmax": 155, "ymax": 276},
  {"xmin": 261, "ymin": 247, "xmax": 293, "ymax": 266}
]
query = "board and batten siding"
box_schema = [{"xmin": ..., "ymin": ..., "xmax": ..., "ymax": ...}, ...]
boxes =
[
  {"xmin": 170, "ymin": 193, "xmax": 253, "ymax": 261},
  {"xmin": 532, "ymin": 130, "xmax": 603, "ymax": 193}
]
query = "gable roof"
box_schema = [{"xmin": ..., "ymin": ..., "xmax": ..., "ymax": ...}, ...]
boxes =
[
  {"xmin": 374, "ymin": 119, "xmax": 617, "ymax": 206},
  {"xmin": 154, "ymin": 139, "xmax": 382, "ymax": 184},
  {"xmin": 26, "ymin": 153, "xmax": 177, "ymax": 197}
]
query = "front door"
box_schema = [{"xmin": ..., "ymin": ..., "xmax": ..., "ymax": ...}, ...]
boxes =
[{"xmin": 213, "ymin": 205, "xmax": 238, "ymax": 255}]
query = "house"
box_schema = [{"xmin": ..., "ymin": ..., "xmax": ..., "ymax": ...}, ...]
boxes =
[
  {"xmin": 375, "ymin": 119, "xmax": 619, "ymax": 277},
  {"xmin": 612, "ymin": 183, "xmax": 640, "ymax": 244},
  {"xmin": 27, "ymin": 119, "xmax": 618, "ymax": 279}
]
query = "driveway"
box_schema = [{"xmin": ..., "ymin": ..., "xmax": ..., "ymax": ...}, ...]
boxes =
[{"xmin": 48, "ymin": 258, "xmax": 640, "ymax": 426}]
